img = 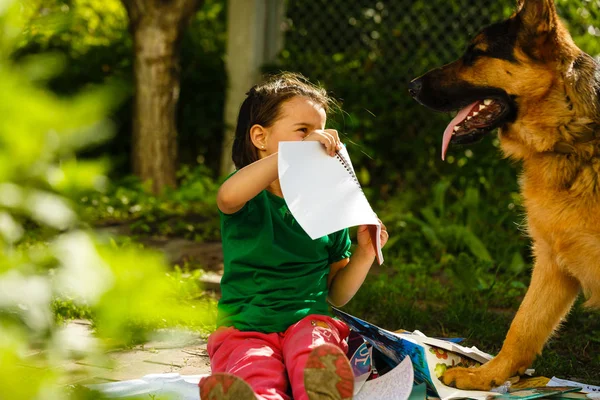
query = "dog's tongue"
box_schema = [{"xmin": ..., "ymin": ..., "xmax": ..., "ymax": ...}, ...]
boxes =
[{"xmin": 441, "ymin": 101, "xmax": 479, "ymax": 160}]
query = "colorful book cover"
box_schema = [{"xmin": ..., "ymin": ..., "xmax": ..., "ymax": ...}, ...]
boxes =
[{"xmin": 332, "ymin": 307, "xmax": 500, "ymax": 400}]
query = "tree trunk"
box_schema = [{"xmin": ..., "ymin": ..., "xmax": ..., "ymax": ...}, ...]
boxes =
[{"xmin": 122, "ymin": 0, "xmax": 200, "ymax": 194}]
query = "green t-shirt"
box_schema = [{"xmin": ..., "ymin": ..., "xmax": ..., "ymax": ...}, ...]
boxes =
[{"xmin": 217, "ymin": 189, "xmax": 352, "ymax": 333}]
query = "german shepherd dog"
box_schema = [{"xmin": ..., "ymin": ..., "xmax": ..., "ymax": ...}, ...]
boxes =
[{"xmin": 409, "ymin": 0, "xmax": 600, "ymax": 391}]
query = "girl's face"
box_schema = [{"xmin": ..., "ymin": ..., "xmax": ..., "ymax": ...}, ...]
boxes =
[{"xmin": 259, "ymin": 96, "xmax": 327, "ymax": 156}]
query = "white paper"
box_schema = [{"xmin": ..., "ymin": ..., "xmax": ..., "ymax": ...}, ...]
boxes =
[
  {"xmin": 87, "ymin": 373, "xmax": 206, "ymax": 399},
  {"xmin": 278, "ymin": 141, "xmax": 383, "ymax": 264},
  {"xmin": 389, "ymin": 330, "xmax": 498, "ymax": 400},
  {"xmin": 378, "ymin": 328, "xmax": 493, "ymax": 365},
  {"xmin": 415, "ymin": 339, "xmax": 492, "ymax": 365},
  {"xmin": 548, "ymin": 376, "xmax": 600, "ymax": 394},
  {"xmin": 355, "ymin": 356, "xmax": 414, "ymax": 400}
]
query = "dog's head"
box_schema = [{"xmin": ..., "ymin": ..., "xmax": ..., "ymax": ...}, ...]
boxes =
[{"xmin": 409, "ymin": 0, "xmax": 594, "ymax": 160}]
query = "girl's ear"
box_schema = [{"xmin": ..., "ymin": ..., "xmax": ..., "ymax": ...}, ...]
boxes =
[{"xmin": 250, "ymin": 124, "xmax": 269, "ymax": 153}]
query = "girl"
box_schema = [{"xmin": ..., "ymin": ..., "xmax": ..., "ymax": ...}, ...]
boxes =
[{"xmin": 199, "ymin": 72, "xmax": 388, "ymax": 400}]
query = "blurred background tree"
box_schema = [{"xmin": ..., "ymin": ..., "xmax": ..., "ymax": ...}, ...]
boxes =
[
  {"xmin": 16, "ymin": 0, "xmax": 225, "ymax": 193},
  {"xmin": 122, "ymin": 0, "xmax": 202, "ymax": 194}
]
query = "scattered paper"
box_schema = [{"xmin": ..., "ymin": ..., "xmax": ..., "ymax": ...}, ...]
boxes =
[
  {"xmin": 278, "ymin": 141, "xmax": 383, "ymax": 264},
  {"xmin": 355, "ymin": 356, "xmax": 414, "ymax": 400},
  {"xmin": 331, "ymin": 307, "xmax": 500, "ymax": 400},
  {"xmin": 548, "ymin": 377, "xmax": 600, "ymax": 395},
  {"xmin": 87, "ymin": 373, "xmax": 205, "ymax": 400}
]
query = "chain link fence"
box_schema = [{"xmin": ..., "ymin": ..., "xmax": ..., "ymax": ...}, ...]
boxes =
[
  {"xmin": 283, "ymin": 0, "xmax": 513, "ymax": 83},
  {"xmin": 268, "ymin": 0, "xmax": 599, "ymax": 190}
]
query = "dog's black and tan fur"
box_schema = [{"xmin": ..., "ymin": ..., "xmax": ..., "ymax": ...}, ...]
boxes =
[{"xmin": 409, "ymin": 0, "xmax": 600, "ymax": 390}]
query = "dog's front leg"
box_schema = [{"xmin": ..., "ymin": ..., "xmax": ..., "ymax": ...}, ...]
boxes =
[{"xmin": 441, "ymin": 242, "xmax": 580, "ymax": 390}]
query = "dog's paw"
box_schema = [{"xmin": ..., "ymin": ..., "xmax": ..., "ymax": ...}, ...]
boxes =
[{"xmin": 441, "ymin": 366, "xmax": 503, "ymax": 391}]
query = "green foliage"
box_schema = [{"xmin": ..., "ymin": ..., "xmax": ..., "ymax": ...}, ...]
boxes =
[
  {"xmin": 405, "ymin": 181, "xmax": 492, "ymax": 262},
  {"xmin": 0, "ymin": 2, "xmax": 215, "ymax": 398},
  {"xmin": 53, "ymin": 298, "xmax": 93, "ymax": 323},
  {"xmin": 77, "ymin": 164, "xmax": 220, "ymax": 240},
  {"xmin": 17, "ymin": 0, "xmax": 130, "ymax": 58},
  {"xmin": 374, "ymin": 179, "xmax": 530, "ymax": 298},
  {"xmin": 178, "ymin": 0, "xmax": 227, "ymax": 171},
  {"xmin": 556, "ymin": 0, "xmax": 600, "ymax": 57}
]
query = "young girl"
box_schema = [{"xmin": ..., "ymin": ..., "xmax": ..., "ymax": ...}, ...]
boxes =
[{"xmin": 199, "ymin": 72, "xmax": 389, "ymax": 400}]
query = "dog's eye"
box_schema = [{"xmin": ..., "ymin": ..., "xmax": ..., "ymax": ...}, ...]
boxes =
[{"xmin": 463, "ymin": 49, "xmax": 486, "ymax": 66}]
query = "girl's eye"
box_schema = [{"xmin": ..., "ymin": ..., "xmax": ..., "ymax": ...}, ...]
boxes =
[{"xmin": 298, "ymin": 128, "xmax": 308, "ymax": 133}]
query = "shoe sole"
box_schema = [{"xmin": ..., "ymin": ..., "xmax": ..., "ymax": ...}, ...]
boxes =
[
  {"xmin": 304, "ymin": 343, "xmax": 354, "ymax": 400},
  {"xmin": 199, "ymin": 372, "xmax": 256, "ymax": 400}
]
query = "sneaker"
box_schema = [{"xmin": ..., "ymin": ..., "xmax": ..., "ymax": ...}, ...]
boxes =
[
  {"xmin": 199, "ymin": 372, "xmax": 256, "ymax": 400},
  {"xmin": 304, "ymin": 343, "xmax": 354, "ymax": 400}
]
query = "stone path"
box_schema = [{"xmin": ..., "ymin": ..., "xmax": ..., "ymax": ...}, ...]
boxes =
[
  {"xmin": 51, "ymin": 232, "xmax": 222, "ymax": 388},
  {"xmin": 59, "ymin": 320, "xmax": 212, "ymax": 387}
]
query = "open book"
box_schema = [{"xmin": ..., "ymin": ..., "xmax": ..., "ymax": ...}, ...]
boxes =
[
  {"xmin": 333, "ymin": 308, "xmax": 583, "ymax": 400},
  {"xmin": 333, "ymin": 307, "xmax": 497, "ymax": 400},
  {"xmin": 278, "ymin": 141, "xmax": 383, "ymax": 264}
]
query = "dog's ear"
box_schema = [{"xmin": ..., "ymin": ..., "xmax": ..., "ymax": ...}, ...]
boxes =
[
  {"xmin": 517, "ymin": 0, "xmax": 558, "ymax": 34},
  {"xmin": 515, "ymin": 0, "xmax": 579, "ymax": 62}
]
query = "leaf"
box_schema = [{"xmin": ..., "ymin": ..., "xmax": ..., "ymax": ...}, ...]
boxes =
[
  {"xmin": 508, "ymin": 251, "xmax": 526, "ymax": 274},
  {"xmin": 420, "ymin": 207, "xmax": 440, "ymax": 228},
  {"xmin": 463, "ymin": 186, "xmax": 480, "ymax": 229},
  {"xmin": 432, "ymin": 180, "xmax": 451, "ymax": 215},
  {"xmin": 462, "ymin": 228, "xmax": 493, "ymax": 262},
  {"xmin": 420, "ymin": 225, "xmax": 444, "ymax": 251}
]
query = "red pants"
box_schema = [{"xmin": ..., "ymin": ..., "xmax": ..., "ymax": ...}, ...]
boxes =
[{"xmin": 204, "ymin": 314, "xmax": 350, "ymax": 400}]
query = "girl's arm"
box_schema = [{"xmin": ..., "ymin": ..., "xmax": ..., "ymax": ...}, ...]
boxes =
[
  {"xmin": 217, "ymin": 153, "xmax": 279, "ymax": 214},
  {"xmin": 218, "ymin": 129, "xmax": 342, "ymax": 214},
  {"xmin": 327, "ymin": 245, "xmax": 375, "ymax": 307},
  {"xmin": 327, "ymin": 222, "xmax": 388, "ymax": 307}
]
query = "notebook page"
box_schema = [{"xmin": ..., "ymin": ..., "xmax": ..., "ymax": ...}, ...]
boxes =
[
  {"xmin": 354, "ymin": 356, "xmax": 414, "ymax": 400},
  {"xmin": 278, "ymin": 141, "xmax": 383, "ymax": 264}
]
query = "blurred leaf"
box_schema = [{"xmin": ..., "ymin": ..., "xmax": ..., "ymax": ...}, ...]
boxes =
[
  {"xmin": 0, "ymin": 2, "xmax": 215, "ymax": 398},
  {"xmin": 461, "ymin": 227, "xmax": 492, "ymax": 262},
  {"xmin": 508, "ymin": 250, "xmax": 526, "ymax": 275},
  {"xmin": 432, "ymin": 180, "xmax": 451, "ymax": 215}
]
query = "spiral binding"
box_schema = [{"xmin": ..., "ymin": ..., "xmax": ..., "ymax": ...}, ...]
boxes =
[{"xmin": 335, "ymin": 151, "xmax": 364, "ymax": 193}]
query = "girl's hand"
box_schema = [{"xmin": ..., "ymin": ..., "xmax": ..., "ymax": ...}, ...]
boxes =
[
  {"xmin": 303, "ymin": 129, "xmax": 343, "ymax": 156},
  {"xmin": 356, "ymin": 219, "xmax": 389, "ymax": 255}
]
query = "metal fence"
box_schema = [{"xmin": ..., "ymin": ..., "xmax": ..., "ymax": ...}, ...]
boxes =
[
  {"xmin": 267, "ymin": 0, "xmax": 599, "ymax": 185},
  {"xmin": 268, "ymin": 0, "xmax": 515, "ymax": 181},
  {"xmin": 282, "ymin": 0, "xmax": 513, "ymax": 80}
]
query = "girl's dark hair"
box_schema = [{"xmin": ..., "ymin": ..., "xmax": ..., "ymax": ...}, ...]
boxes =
[{"xmin": 231, "ymin": 72, "xmax": 334, "ymax": 170}]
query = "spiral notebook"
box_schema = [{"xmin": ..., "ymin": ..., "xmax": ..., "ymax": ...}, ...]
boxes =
[{"xmin": 278, "ymin": 141, "xmax": 383, "ymax": 264}]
